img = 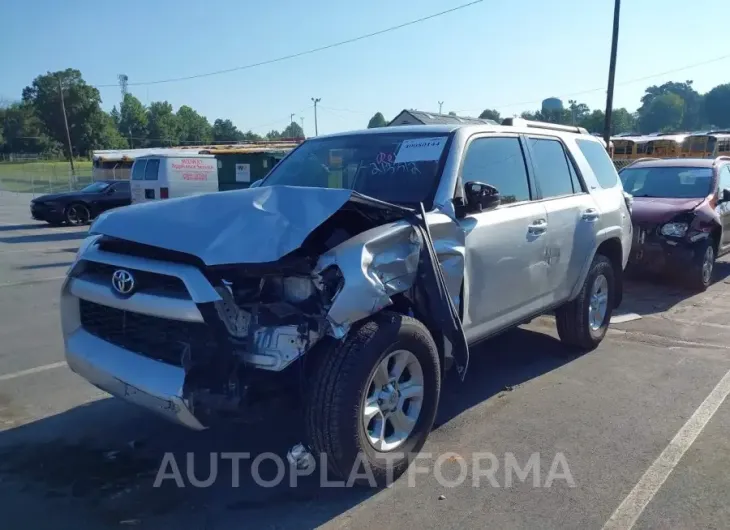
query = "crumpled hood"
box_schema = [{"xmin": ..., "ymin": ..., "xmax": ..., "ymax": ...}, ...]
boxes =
[
  {"xmin": 90, "ymin": 186, "xmax": 357, "ymax": 265},
  {"xmin": 631, "ymin": 196, "xmax": 704, "ymax": 225}
]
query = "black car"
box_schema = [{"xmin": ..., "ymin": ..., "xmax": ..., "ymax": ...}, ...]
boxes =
[{"xmin": 30, "ymin": 180, "xmax": 131, "ymax": 226}]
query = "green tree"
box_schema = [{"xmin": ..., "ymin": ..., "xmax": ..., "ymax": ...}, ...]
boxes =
[
  {"xmin": 610, "ymin": 108, "xmax": 636, "ymax": 135},
  {"xmin": 1, "ymin": 101, "xmax": 58, "ymax": 154},
  {"xmin": 21, "ymin": 68, "xmax": 107, "ymax": 156},
  {"xmin": 567, "ymin": 100, "xmax": 590, "ymax": 125},
  {"xmin": 147, "ymin": 101, "xmax": 180, "ymax": 146},
  {"xmin": 177, "ymin": 105, "xmax": 213, "ymax": 144},
  {"xmin": 281, "ymin": 121, "xmax": 304, "ymax": 138},
  {"xmin": 98, "ymin": 112, "xmax": 128, "ymax": 149},
  {"xmin": 367, "ymin": 112, "xmax": 387, "ymax": 128},
  {"xmin": 118, "ymin": 93, "xmax": 148, "ymax": 147},
  {"xmin": 704, "ymin": 83, "xmax": 730, "ymax": 128},
  {"xmin": 242, "ymin": 130, "xmax": 264, "ymax": 142},
  {"xmin": 580, "ymin": 109, "xmax": 605, "ymax": 134},
  {"xmin": 110, "ymin": 106, "xmax": 121, "ymax": 128},
  {"xmin": 639, "ymin": 93, "xmax": 685, "ymax": 133},
  {"xmin": 212, "ymin": 119, "xmax": 243, "ymax": 142},
  {"xmin": 478, "ymin": 109, "xmax": 501, "ymax": 122},
  {"xmin": 637, "ymin": 81, "xmax": 702, "ymax": 131},
  {"xmin": 266, "ymin": 130, "xmax": 281, "ymax": 140}
]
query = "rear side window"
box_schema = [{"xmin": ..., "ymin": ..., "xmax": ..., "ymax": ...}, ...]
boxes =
[
  {"xmin": 719, "ymin": 165, "xmax": 730, "ymax": 191},
  {"xmin": 144, "ymin": 159, "xmax": 160, "ymax": 181},
  {"xmin": 576, "ymin": 139, "xmax": 619, "ymax": 189},
  {"xmin": 112, "ymin": 181, "xmax": 130, "ymax": 192},
  {"xmin": 131, "ymin": 160, "xmax": 146, "ymax": 180},
  {"xmin": 528, "ymin": 137, "xmax": 578, "ymax": 198},
  {"xmin": 460, "ymin": 137, "xmax": 531, "ymax": 204}
]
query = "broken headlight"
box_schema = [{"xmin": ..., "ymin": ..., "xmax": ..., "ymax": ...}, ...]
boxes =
[
  {"xmin": 661, "ymin": 222, "xmax": 689, "ymax": 238},
  {"xmin": 279, "ymin": 276, "xmax": 316, "ymax": 303}
]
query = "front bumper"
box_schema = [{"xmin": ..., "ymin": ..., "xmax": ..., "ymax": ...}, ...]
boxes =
[
  {"xmin": 628, "ymin": 224, "xmax": 702, "ymax": 273},
  {"xmin": 65, "ymin": 325, "xmax": 206, "ymax": 430},
  {"xmin": 30, "ymin": 203, "xmax": 64, "ymax": 222}
]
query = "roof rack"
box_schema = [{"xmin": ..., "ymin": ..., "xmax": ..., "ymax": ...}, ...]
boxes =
[
  {"xmin": 713, "ymin": 155, "xmax": 730, "ymax": 166},
  {"xmin": 501, "ymin": 117, "xmax": 589, "ymax": 135}
]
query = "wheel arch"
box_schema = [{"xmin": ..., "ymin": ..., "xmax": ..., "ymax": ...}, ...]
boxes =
[{"xmin": 570, "ymin": 236, "xmax": 624, "ymax": 309}]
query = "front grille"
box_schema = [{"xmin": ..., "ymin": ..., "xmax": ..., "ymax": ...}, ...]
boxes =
[
  {"xmin": 79, "ymin": 299, "xmax": 217, "ymax": 366},
  {"xmin": 97, "ymin": 236, "xmax": 204, "ymax": 268},
  {"xmin": 80, "ymin": 261, "xmax": 188, "ymax": 296}
]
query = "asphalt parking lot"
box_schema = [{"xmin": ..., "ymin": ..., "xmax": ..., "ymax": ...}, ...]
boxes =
[{"xmin": 2, "ymin": 191, "xmax": 730, "ymax": 530}]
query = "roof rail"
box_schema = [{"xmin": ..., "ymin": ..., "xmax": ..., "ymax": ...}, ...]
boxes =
[
  {"xmin": 501, "ymin": 117, "xmax": 589, "ymax": 135},
  {"xmin": 713, "ymin": 155, "xmax": 730, "ymax": 166}
]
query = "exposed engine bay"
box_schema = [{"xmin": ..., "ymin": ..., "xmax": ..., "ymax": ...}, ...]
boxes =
[{"xmin": 75, "ymin": 186, "xmax": 469, "ymax": 425}]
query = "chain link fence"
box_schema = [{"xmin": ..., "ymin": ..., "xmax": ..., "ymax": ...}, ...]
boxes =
[
  {"xmin": 0, "ymin": 156, "xmax": 95, "ymax": 196},
  {"xmin": 613, "ymin": 159, "xmax": 634, "ymax": 171}
]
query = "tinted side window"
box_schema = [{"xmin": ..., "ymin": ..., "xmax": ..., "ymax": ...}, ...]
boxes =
[
  {"xmin": 131, "ymin": 160, "xmax": 146, "ymax": 181},
  {"xmin": 576, "ymin": 139, "xmax": 619, "ymax": 188},
  {"xmin": 144, "ymin": 159, "xmax": 160, "ymax": 181},
  {"xmin": 528, "ymin": 138, "xmax": 576, "ymax": 198},
  {"xmin": 461, "ymin": 137, "xmax": 530, "ymax": 204},
  {"xmin": 113, "ymin": 181, "xmax": 130, "ymax": 192},
  {"xmin": 719, "ymin": 165, "xmax": 730, "ymax": 190}
]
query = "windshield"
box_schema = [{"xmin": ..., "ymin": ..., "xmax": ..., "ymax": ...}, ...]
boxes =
[
  {"xmin": 260, "ymin": 132, "xmax": 451, "ymax": 206},
  {"xmin": 620, "ymin": 166, "xmax": 713, "ymax": 199},
  {"xmin": 81, "ymin": 181, "xmax": 111, "ymax": 193}
]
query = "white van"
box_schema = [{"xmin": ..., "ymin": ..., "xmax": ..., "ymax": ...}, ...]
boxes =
[{"xmin": 130, "ymin": 153, "xmax": 219, "ymax": 204}]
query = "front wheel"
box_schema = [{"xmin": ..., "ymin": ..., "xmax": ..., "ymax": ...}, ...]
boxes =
[
  {"xmin": 556, "ymin": 254, "xmax": 615, "ymax": 350},
  {"xmin": 305, "ymin": 312, "xmax": 441, "ymax": 487},
  {"xmin": 687, "ymin": 240, "xmax": 714, "ymax": 292},
  {"xmin": 65, "ymin": 203, "xmax": 90, "ymax": 226}
]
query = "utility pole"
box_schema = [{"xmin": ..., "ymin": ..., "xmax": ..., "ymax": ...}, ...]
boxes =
[
  {"xmin": 300, "ymin": 116, "xmax": 305, "ymax": 136},
  {"xmin": 290, "ymin": 113, "xmax": 295, "ymax": 126},
  {"xmin": 438, "ymin": 101, "xmax": 444, "ymax": 114},
  {"xmin": 311, "ymin": 98, "xmax": 321, "ymax": 136},
  {"xmin": 603, "ymin": 0, "xmax": 621, "ymax": 148},
  {"xmin": 57, "ymin": 76, "xmax": 75, "ymax": 177}
]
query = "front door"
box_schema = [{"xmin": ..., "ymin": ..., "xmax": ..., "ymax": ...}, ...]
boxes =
[
  {"xmin": 456, "ymin": 135, "xmax": 549, "ymax": 343},
  {"xmin": 717, "ymin": 165, "xmax": 730, "ymax": 252}
]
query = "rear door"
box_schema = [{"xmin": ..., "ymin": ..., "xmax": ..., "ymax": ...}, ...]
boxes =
[
  {"xmin": 524, "ymin": 135, "xmax": 598, "ymax": 305},
  {"xmin": 133, "ymin": 158, "xmax": 161, "ymax": 202},
  {"xmin": 456, "ymin": 134, "xmax": 550, "ymax": 342}
]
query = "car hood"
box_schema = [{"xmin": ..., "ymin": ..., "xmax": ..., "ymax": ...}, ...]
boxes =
[
  {"xmin": 32, "ymin": 192, "xmax": 84, "ymax": 203},
  {"xmin": 90, "ymin": 185, "xmax": 407, "ymax": 266},
  {"xmin": 630, "ymin": 197, "xmax": 704, "ymax": 225}
]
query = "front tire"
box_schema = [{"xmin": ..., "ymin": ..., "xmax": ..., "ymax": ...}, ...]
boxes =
[
  {"xmin": 687, "ymin": 240, "xmax": 714, "ymax": 292},
  {"xmin": 305, "ymin": 312, "xmax": 440, "ymax": 487},
  {"xmin": 64, "ymin": 203, "xmax": 90, "ymax": 226},
  {"xmin": 556, "ymin": 254, "xmax": 615, "ymax": 350}
]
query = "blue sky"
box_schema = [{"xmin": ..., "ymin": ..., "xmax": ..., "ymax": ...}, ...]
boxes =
[{"xmin": 2, "ymin": 0, "xmax": 728, "ymax": 136}]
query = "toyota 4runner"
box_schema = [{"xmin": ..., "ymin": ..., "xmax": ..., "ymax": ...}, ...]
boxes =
[{"xmin": 61, "ymin": 119, "xmax": 632, "ymax": 486}]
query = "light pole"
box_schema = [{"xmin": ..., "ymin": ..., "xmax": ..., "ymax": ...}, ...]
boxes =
[
  {"xmin": 311, "ymin": 98, "xmax": 321, "ymax": 136},
  {"xmin": 300, "ymin": 116, "xmax": 305, "ymax": 137},
  {"xmin": 438, "ymin": 101, "xmax": 444, "ymax": 114},
  {"xmin": 603, "ymin": 0, "xmax": 621, "ymax": 147}
]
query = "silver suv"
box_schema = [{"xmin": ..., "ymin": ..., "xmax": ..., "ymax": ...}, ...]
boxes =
[{"xmin": 61, "ymin": 119, "xmax": 632, "ymax": 485}]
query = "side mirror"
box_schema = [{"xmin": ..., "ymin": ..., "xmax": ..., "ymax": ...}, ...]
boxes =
[
  {"xmin": 464, "ymin": 181, "xmax": 500, "ymax": 212},
  {"xmin": 722, "ymin": 188, "xmax": 730, "ymax": 202}
]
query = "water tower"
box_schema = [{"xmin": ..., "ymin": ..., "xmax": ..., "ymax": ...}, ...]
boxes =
[{"xmin": 542, "ymin": 97, "xmax": 564, "ymax": 112}]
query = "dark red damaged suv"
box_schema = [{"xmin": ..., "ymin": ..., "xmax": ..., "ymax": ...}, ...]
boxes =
[{"xmin": 619, "ymin": 156, "xmax": 730, "ymax": 291}]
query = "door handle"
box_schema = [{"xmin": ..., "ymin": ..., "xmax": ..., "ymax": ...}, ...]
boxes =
[
  {"xmin": 582, "ymin": 208, "xmax": 600, "ymax": 221},
  {"xmin": 528, "ymin": 219, "xmax": 548, "ymax": 234}
]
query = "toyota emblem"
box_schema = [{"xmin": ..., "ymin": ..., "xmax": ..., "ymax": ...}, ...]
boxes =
[{"xmin": 111, "ymin": 269, "xmax": 135, "ymax": 296}]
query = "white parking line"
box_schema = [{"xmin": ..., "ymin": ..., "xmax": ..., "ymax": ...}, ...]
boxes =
[
  {"xmin": 602, "ymin": 368, "xmax": 730, "ymax": 530},
  {"xmin": 0, "ymin": 361, "xmax": 68, "ymax": 382}
]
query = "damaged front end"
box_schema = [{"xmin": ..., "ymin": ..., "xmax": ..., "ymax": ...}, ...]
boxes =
[{"xmin": 64, "ymin": 186, "xmax": 468, "ymax": 429}]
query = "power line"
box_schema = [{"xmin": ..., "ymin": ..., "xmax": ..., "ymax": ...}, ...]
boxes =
[
  {"xmin": 92, "ymin": 1, "xmax": 484, "ymax": 88},
  {"xmin": 454, "ymin": 53, "xmax": 730, "ymax": 113}
]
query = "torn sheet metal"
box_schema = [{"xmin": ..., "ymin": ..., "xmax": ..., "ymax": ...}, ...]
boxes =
[{"xmin": 91, "ymin": 186, "xmax": 357, "ymax": 266}]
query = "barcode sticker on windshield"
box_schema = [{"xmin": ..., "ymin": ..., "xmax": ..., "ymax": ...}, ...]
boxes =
[{"xmin": 394, "ymin": 137, "xmax": 447, "ymax": 164}]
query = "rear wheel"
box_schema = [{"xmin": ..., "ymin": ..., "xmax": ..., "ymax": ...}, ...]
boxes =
[
  {"xmin": 65, "ymin": 203, "xmax": 90, "ymax": 226},
  {"xmin": 556, "ymin": 254, "xmax": 615, "ymax": 350},
  {"xmin": 305, "ymin": 312, "xmax": 440, "ymax": 487}
]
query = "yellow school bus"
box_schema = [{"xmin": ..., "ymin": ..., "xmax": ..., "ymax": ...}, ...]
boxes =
[
  {"xmin": 645, "ymin": 134, "xmax": 687, "ymax": 158},
  {"xmin": 611, "ymin": 135, "xmax": 654, "ymax": 160},
  {"xmin": 680, "ymin": 133, "xmax": 730, "ymax": 158}
]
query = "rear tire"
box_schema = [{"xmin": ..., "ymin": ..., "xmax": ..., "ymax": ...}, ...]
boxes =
[
  {"xmin": 687, "ymin": 240, "xmax": 714, "ymax": 292},
  {"xmin": 305, "ymin": 312, "xmax": 440, "ymax": 487},
  {"xmin": 556, "ymin": 254, "xmax": 615, "ymax": 350}
]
